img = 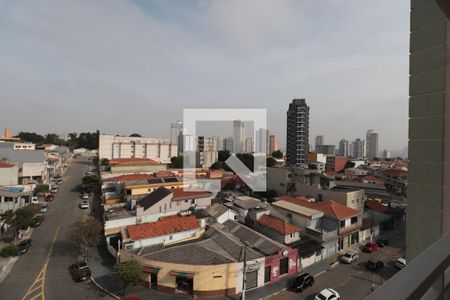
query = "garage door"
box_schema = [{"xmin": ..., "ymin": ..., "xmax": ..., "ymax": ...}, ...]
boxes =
[{"xmin": 245, "ymin": 271, "xmax": 258, "ymax": 290}]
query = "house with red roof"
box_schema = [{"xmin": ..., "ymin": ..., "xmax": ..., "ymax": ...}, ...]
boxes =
[
  {"xmin": 255, "ymin": 214, "xmax": 303, "ymax": 245},
  {"xmin": 121, "ymin": 214, "xmax": 204, "ymax": 251},
  {"xmin": 279, "ymin": 195, "xmax": 362, "ymax": 253}
]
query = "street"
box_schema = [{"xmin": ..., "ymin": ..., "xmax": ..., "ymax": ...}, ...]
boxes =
[
  {"xmin": 0, "ymin": 157, "xmax": 110, "ymax": 300},
  {"xmin": 269, "ymin": 240, "xmax": 404, "ymax": 300}
]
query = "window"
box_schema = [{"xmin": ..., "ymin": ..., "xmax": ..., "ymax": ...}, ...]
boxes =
[
  {"xmin": 289, "ymin": 233, "xmax": 294, "ymax": 238},
  {"xmin": 169, "ymin": 235, "xmax": 173, "ymax": 240},
  {"xmin": 159, "ymin": 206, "xmax": 162, "ymax": 213},
  {"xmin": 351, "ymin": 216, "xmax": 358, "ymax": 224},
  {"xmin": 164, "ymin": 204, "xmax": 167, "ymax": 211},
  {"xmin": 340, "ymin": 220, "xmax": 345, "ymax": 228}
]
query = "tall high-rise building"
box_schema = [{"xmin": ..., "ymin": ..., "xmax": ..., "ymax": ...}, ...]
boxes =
[
  {"xmin": 286, "ymin": 99, "xmax": 309, "ymax": 167},
  {"xmin": 352, "ymin": 138, "xmax": 365, "ymax": 158},
  {"xmin": 223, "ymin": 137, "xmax": 233, "ymax": 152},
  {"xmin": 366, "ymin": 130, "xmax": 379, "ymax": 159},
  {"xmin": 269, "ymin": 134, "xmax": 279, "ymax": 155},
  {"xmin": 216, "ymin": 137, "xmax": 224, "ymax": 151},
  {"xmin": 170, "ymin": 121, "xmax": 183, "ymax": 154},
  {"xmin": 197, "ymin": 136, "xmax": 218, "ymax": 152},
  {"xmin": 406, "ymin": 0, "xmax": 450, "ymax": 262},
  {"xmin": 315, "ymin": 135, "xmax": 324, "ymax": 153},
  {"xmin": 255, "ymin": 128, "xmax": 269, "ymax": 154},
  {"xmin": 244, "ymin": 138, "xmax": 253, "ymax": 153},
  {"xmin": 338, "ymin": 139, "xmax": 350, "ymax": 157},
  {"xmin": 315, "ymin": 144, "xmax": 335, "ymax": 155},
  {"xmin": 232, "ymin": 120, "xmax": 245, "ymax": 153}
]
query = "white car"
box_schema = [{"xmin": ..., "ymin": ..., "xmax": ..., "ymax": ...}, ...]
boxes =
[
  {"xmin": 31, "ymin": 196, "xmax": 39, "ymax": 204},
  {"xmin": 315, "ymin": 288, "xmax": 340, "ymax": 300},
  {"xmin": 40, "ymin": 204, "xmax": 49, "ymax": 213},
  {"xmin": 79, "ymin": 200, "xmax": 89, "ymax": 209},
  {"xmin": 394, "ymin": 258, "xmax": 406, "ymax": 269},
  {"xmin": 340, "ymin": 251, "xmax": 359, "ymax": 264},
  {"xmin": 82, "ymin": 193, "xmax": 89, "ymax": 200}
]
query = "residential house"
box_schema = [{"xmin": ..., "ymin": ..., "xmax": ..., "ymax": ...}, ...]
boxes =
[
  {"xmin": 383, "ymin": 169, "xmax": 407, "ymax": 196},
  {"xmin": 121, "ymin": 214, "xmax": 204, "ymax": 251},
  {"xmin": 204, "ymin": 203, "xmax": 238, "ymax": 224}
]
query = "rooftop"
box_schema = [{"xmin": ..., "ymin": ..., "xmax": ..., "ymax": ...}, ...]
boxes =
[
  {"xmin": 258, "ymin": 214, "xmax": 302, "ymax": 235},
  {"xmin": 0, "ymin": 161, "xmax": 15, "ymax": 168},
  {"xmin": 136, "ymin": 187, "xmax": 172, "ymax": 211},
  {"xmin": 109, "ymin": 158, "xmax": 161, "ymax": 167},
  {"xmin": 272, "ymin": 200, "xmax": 323, "ymax": 218},
  {"xmin": 204, "ymin": 203, "xmax": 231, "ymax": 219},
  {"xmin": 126, "ymin": 214, "xmax": 200, "ymax": 241},
  {"xmin": 110, "ymin": 174, "xmax": 155, "ymax": 182},
  {"xmin": 104, "ymin": 207, "xmax": 134, "ymax": 221},
  {"xmin": 281, "ymin": 195, "xmax": 360, "ymax": 220},
  {"xmin": 172, "ymin": 189, "xmax": 211, "ymax": 201}
]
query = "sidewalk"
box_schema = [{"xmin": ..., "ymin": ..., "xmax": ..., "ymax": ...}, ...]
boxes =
[
  {"xmin": 88, "ymin": 251, "xmax": 339, "ymax": 300},
  {"xmin": 0, "ymin": 256, "xmax": 18, "ymax": 285}
]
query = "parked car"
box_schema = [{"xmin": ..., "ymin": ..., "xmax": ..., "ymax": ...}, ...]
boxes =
[
  {"xmin": 363, "ymin": 242, "xmax": 379, "ymax": 253},
  {"xmin": 79, "ymin": 200, "xmax": 89, "ymax": 209},
  {"xmin": 31, "ymin": 215, "xmax": 45, "ymax": 227},
  {"xmin": 45, "ymin": 194, "xmax": 54, "ymax": 202},
  {"xmin": 394, "ymin": 258, "xmax": 406, "ymax": 269},
  {"xmin": 40, "ymin": 204, "xmax": 49, "ymax": 213},
  {"xmin": 16, "ymin": 239, "xmax": 32, "ymax": 255},
  {"xmin": 69, "ymin": 261, "xmax": 92, "ymax": 282},
  {"xmin": 366, "ymin": 258, "xmax": 384, "ymax": 271},
  {"xmin": 340, "ymin": 251, "xmax": 359, "ymax": 264},
  {"xmin": 376, "ymin": 238, "xmax": 389, "ymax": 247},
  {"xmin": 56, "ymin": 178, "xmax": 63, "ymax": 185},
  {"xmin": 51, "ymin": 187, "xmax": 58, "ymax": 194},
  {"xmin": 315, "ymin": 288, "xmax": 340, "ymax": 300},
  {"xmin": 31, "ymin": 196, "xmax": 39, "ymax": 204},
  {"xmin": 82, "ymin": 193, "xmax": 89, "ymax": 200},
  {"xmin": 290, "ymin": 273, "xmax": 314, "ymax": 292}
]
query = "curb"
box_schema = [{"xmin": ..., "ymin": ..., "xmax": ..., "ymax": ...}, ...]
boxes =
[
  {"xmin": 90, "ymin": 276, "xmax": 120, "ymax": 300},
  {"xmin": 0, "ymin": 257, "xmax": 18, "ymax": 285}
]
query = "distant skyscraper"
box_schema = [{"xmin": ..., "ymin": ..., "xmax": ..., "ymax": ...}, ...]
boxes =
[
  {"xmin": 255, "ymin": 128, "xmax": 269, "ymax": 154},
  {"xmin": 216, "ymin": 137, "xmax": 224, "ymax": 151},
  {"xmin": 315, "ymin": 135, "xmax": 324, "ymax": 153},
  {"xmin": 223, "ymin": 137, "xmax": 233, "ymax": 152},
  {"xmin": 352, "ymin": 138, "xmax": 365, "ymax": 158},
  {"xmin": 338, "ymin": 139, "xmax": 350, "ymax": 157},
  {"xmin": 315, "ymin": 144, "xmax": 335, "ymax": 155},
  {"xmin": 170, "ymin": 121, "xmax": 183, "ymax": 154},
  {"xmin": 244, "ymin": 138, "xmax": 253, "ymax": 153},
  {"xmin": 269, "ymin": 134, "xmax": 278, "ymax": 155},
  {"xmin": 233, "ymin": 120, "xmax": 245, "ymax": 153},
  {"xmin": 381, "ymin": 149, "xmax": 391, "ymax": 159},
  {"xmin": 366, "ymin": 130, "xmax": 379, "ymax": 159},
  {"xmin": 286, "ymin": 99, "xmax": 309, "ymax": 167}
]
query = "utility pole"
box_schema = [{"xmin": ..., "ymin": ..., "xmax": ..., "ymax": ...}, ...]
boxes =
[{"xmin": 241, "ymin": 242, "xmax": 247, "ymax": 300}]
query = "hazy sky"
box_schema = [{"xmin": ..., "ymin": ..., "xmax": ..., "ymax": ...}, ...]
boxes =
[{"xmin": 0, "ymin": 0, "xmax": 409, "ymax": 152}]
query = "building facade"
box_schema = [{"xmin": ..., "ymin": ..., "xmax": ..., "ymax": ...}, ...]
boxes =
[
  {"xmin": 365, "ymin": 130, "xmax": 379, "ymax": 159},
  {"xmin": 338, "ymin": 139, "xmax": 350, "ymax": 157},
  {"xmin": 232, "ymin": 120, "xmax": 245, "ymax": 153},
  {"xmin": 315, "ymin": 145, "xmax": 335, "ymax": 156},
  {"xmin": 99, "ymin": 134, "xmax": 177, "ymax": 164},
  {"xmin": 269, "ymin": 134, "xmax": 279, "ymax": 155},
  {"xmin": 351, "ymin": 139, "xmax": 365, "ymax": 158},
  {"xmin": 286, "ymin": 99, "xmax": 309, "ymax": 167}
]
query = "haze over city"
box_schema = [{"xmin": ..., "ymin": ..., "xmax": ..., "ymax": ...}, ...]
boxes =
[{"xmin": 0, "ymin": 0, "xmax": 409, "ymax": 153}]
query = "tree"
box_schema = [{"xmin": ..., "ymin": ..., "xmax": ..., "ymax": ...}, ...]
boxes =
[
  {"xmin": 308, "ymin": 163, "xmax": 318, "ymax": 170},
  {"xmin": 210, "ymin": 161, "xmax": 223, "ymax": 170},
  {"xmin": 82, "ymin": 175, "xmax": 101, "ymax": 194},
  {"xmin": 69, "ymin": 217, "xmax": 102, "ymax": 261},
  {"xmin": 129, "ymin": 133, "xmax": 142, "ymax": 137},
  {"xmin": 218, "ymin": 150, "xmax": 231, "ymax": 162},
  {"xmin": 44, "ymin": 133, "xmax": 65, "ymax": 145},
  {"xmin": 111, "ymin": 260, "xmax": 143, "ymax": 297},
  {"xmin": 15, "ymin": 132, "xmax": 45, "ymax": 144},
  {"xmin": 271, "ymin": 150, "xmax": 283, "ymax": 159},
  {"xmin": 170, "ymin": 156, "xmax": 183, "ymax": 169},
  {"xmin": 267, "ymin": 157, "xmax": 276, "ymax": 167},
  {"xmin": 0, "ymin": 244, "xmax": 17, "ymax": 257},
  {"xmin": 34, "ymin": 184, "xmax": 49, "ymax": 194}
]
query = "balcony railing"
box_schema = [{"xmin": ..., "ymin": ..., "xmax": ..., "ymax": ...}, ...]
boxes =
[{"xmin": 366, "ymin": 232, "xmax": 450, "ymax": 300}]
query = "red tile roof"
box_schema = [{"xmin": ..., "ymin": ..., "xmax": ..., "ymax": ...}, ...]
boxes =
[
  {"xmin": 172, "ymin": 189, "xmax": 211, "ymax": 201},
  {"xmin": 111, "ymin": 174, "xmax": 155, "ymax": 182},
  {"xmin": 0, "ymin": 162, "xmax": 15, "ymax": 168},
  {"xmin": 280, "ymin": 195, "xmax": 359, "ymax": 220},
  {"xmin": 384, "ymin": 169, "xmax": 407, "ymax": 177},
  {"xmin": 365, "ymin": 200, "xmax": 390, "ymax": 214},
  {"xmin": 258, "ymin": 214, "xmax": 301, "ymax": 235},
  {"xmin": 127, "ymin": 215, "xmax": 200, "ymax": 240}
]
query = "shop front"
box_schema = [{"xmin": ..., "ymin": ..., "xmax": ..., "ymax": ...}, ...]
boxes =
[{"xmin": 264, "ymin": 248, "xmax": 298, "ymax": 283}]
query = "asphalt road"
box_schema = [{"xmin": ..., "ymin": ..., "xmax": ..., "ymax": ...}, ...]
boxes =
[
  {"xmin": 0, "ymin": 157, "xmax": 109, "ymax": 300},
  {"xmin": 270, "ymin": 240, "xmax": 405, "ymax": 300}
]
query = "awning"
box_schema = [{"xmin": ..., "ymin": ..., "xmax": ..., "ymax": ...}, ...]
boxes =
[
  {"xmin": 143, "ymin": 266, "xmax": 160, "ymax": 274},
  {"xmin": 169, "ymin": 270, "xmax": 195, "ymax": 279}
]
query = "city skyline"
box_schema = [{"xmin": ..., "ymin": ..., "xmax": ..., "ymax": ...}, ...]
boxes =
[{"xmin": 0, "ymin": 0, "xmax": 408, "ymax": 152}]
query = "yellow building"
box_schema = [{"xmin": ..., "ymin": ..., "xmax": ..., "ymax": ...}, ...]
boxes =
[
  {"xmin": 124, "ymin": 178, "xmax": 189, "ymax": 197},
  {"xmin": 120, "ymin": 242, "xmax": 239, "ymax": 297}
]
